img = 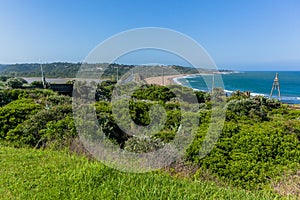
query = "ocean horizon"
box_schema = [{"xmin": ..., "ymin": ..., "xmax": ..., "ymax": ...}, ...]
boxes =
[{"xmin": 175, "ymin": 71, "xmax": 300, "ymax": 104}]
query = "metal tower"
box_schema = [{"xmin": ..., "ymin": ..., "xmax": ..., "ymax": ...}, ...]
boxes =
[
  {"xmin": 269, "ymin": 73, "xmax": 281, "ymax": 100},
  {"xmin": 40, "ymin": 63, "xmax": 46, "ymax": 89}
]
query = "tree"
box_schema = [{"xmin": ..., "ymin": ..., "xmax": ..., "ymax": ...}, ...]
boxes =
[
  {"xmin": 31, "ymin": 81, "xmax": 44, "ymax": 87},
  {"xmin": 6, "ymin": 78, "xmax": 24, "ymax": 88}
]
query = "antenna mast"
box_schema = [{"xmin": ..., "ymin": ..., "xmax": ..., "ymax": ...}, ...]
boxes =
[
  {"xmin": 269, "ymin": 73, "xmax": 281, "ymax": 100},
  {"xmin": 40, "ymin": 63, "xmax": 46, "ymax": 89}
]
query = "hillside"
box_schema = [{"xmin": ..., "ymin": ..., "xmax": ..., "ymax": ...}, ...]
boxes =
[
  {"xmin": 0, "ymin": 62, "xmax": 221, "ymax": 78},
  {"xmin": 0, "ymin": 146, "xmax": 279, "ymax": 200},
  {"xmin": 0, "ymin": 83, "xmax": 299, "ymax": 199}
]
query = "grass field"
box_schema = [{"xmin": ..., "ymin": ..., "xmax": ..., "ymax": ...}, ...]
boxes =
[{"xmin": 0, "ymin": 146, "xmax": 285, "ymax": 200}]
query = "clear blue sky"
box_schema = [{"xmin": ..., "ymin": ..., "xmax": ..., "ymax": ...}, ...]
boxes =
[{"xmin": 1, "ymin": 0, "xmax": 300, "ymax": 70}]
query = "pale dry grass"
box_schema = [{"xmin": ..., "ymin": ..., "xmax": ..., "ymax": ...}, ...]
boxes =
[{"xmin": 273, "ymin": 170, "xmax": 300, "ymax": 198}]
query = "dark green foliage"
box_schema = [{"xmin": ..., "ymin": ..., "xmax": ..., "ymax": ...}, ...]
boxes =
[
  {"xmin": 39, "ymin": 116, "xmax": 77, "ymax": 149},
  {"xmin": 154, "ymin": 130, "xmax": 176, "ymax": 142},
  {"xmin": 0, "ymin": 62, "xmax": 80, "ymax": 77},
  {"xmin": 186, "ymin": 104, "xmax": 300, "ymax": 189},
  {"xmin": 95, "ymin": 101, "xmax": 129, "ymax": 147},
  {"xmin": 6, "ymin": 77, "xmax": 25, "ymax": 88},
  {"xmin": 226, "ymin": 96, "xmax": 282, "ymax": 122},
  {"xmin": 0, "ymin": 75, "xmax": 13, "ymax": 82},
  {"xmin": 6, "ymin": 105, "xmax": 73, "ymax": 147},
  {"xmin": 0, "ymin": 62, "xmax": 207, "ymax": 78},
  {"xmin": 0, "ymin": 89, "xmax": 75, "ymax": 148},
  {"xmin": 132, "ymin": 84, "xmax": 209, "ymax": 104},
  {"xmin": 30, "ymin": 80, "xmax": 44, "ymax": 87},
  {"xmin": 164, "ymin": 109, "xmax": 181, "ymax": 130},
  {"xmin": 0, "ymin": 99, "xmax": 42, "ymax": 138},
  {"xmin": 124, "ymin": 136, "xmax": 164, "ymax": 153},
  {"xmin": 227, "ymin": 90, "xmax": 250, "ymax": 101},
  {"xmin": 0, "ymin": 89, "xmax": 29, "ymax": 106},
  {"xmin": 43, "ymin": 94, "xmax": 72, "ymax": 106},
  {"xmin": 65, "ymin": 79, "xmax": 75, "ymax": 84},
  {"xmin": 0, "ymin": 82, "xmax": 300, "ymax": 193},
  {"xmin": 129, "ymin": 101, "xmax": 152, "ymax": 126},
  {"xmin": 95, "ymin": 80, "xmax": 116, "ymax": 101},
  {"xmin": 0, "ymin": 89, "xmax": 58, "ymax": 107},
  {"xmin": 131, "ymin": 84, "xmax": 176, "ymax": 102},
  {"xmin": 94, "ymin": 99, "xmax": 183, "ymax": 147},
  {"xmin": 195, "ymin": 90, "xmax": 209, "ymax": 103}
]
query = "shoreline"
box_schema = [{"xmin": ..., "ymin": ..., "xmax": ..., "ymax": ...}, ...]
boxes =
[
  {"xmin": 143, "ymin": 72, "xmax": 216, "ymax": 86},
  {"xmin": 144, "ymin": 74, "xmax": 191, "ymax": 86},
  {"xmin": 144, "ymin": 72, "xmax": 235, "ymax": 86},
  {"xmin": 144, "ymin": 74, "xmax": 300, "ymax": 105}
]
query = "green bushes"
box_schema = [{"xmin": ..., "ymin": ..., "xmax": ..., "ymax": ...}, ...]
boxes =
[
  {"xmin": 124, "ymin": 136, "xmax": 164, "ymax": 153},
  {"xmin": 186, "ymin": 109, "xmax": 300, "ymax": 189},
  {"xmin": 0, "ymin": 83, "xmax": 300, "ymax": 194},
  {"xmin": 131, "ymin": 85, "xmax": 176, "ymax": 102},
  {"xmin": 0, "ymin": 99, "xmax": 42, "ymax": 138},
  {"xmin": 0, "ymin": 88, "xmax": 74, "ymax": 147},
  {"xmin": 0, "ymin": 89, "xmax": 29, "ymax": 106},
  {"xmin": 39, "ymin": 116, "xmax": 77, "ymax": 149},
  {"xmin": 0, "ymin": 89, "xmax": 58, "ymax": 107},
  {"xmin": 225, "ymin": 97, "xmax": 280, "ymax": 122},
  {"xmin": 6, "ymin": 77, "xmax": 26, "ymax": 88},
  {"xmin": 6, "ymin": 105, "xmax": 73, "ymax": 147}
]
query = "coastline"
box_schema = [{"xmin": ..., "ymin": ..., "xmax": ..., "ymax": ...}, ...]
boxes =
[
  {"xmin": 144, "ymin": 72, "xmax": 300, "ymax": 104},
  {"xmin": 144, "ymin": 74, "xmax": 191, "ymax": 86},
  {"xmin": 143, "ymin": 72, "xmax": 218, "ymax": 86}
]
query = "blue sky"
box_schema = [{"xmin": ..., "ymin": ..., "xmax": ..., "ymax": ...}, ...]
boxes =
[{"xmin": 0, "ymin": 0, "xmax": 300, "ymax": 70}]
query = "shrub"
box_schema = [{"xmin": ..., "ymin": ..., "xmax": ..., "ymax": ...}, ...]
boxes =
[
  {"xmin": 6, "ymin": 77, "xmax": 25, "ymax": 88},
  {"xmin": 39, "ymin": 116, "xmax": 77, "ymax": 149},
  {"xmin": 0, "ymin": 89, "xmax": 58, "ymax": 107},
  {"xmin": 0, "ymin": 99, "xmax": 42, "ymax": 138},
  {"xmin": 124, "ymin": 136, "xmax": 164, "ymax": 153},
  {"xmin": 6, "ymin": 105, "xmax": 73, "ymax": 147},
  {"xmin": 186, "ymin": 120, "xmax": 300, "ymax": 189},
  {"xmin": 0, "ymin": 89, "xmax": 29, "ymax": 106}
]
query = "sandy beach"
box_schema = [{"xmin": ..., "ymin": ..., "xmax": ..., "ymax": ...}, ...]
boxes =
[{"xmin": 144, "ymin": 74, "xmax": 190, "ymax": 86}]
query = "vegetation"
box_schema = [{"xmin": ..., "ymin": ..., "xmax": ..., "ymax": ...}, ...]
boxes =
[
  {"xmin": 0, "ymin": 62, "xmax": 211, "ymax": 78},
  {"xmin": 0, "ymin": 76, "xmax": 28, "ymax": 89},
  {"xmin": 0, "ymin": 146, "xmax": 279, "ymax": 199},
  {"xmin": 0, "ymin": 80, "xmax": 299, "ymax": 199}
]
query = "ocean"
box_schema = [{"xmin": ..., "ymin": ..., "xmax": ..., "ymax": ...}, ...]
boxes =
[{"xmin": 175, "ymin": 71, "xmax": 300, "ymax": 104}]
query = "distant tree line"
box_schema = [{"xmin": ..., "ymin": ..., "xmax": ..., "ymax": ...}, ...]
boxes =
[{"xmin": 0, "ymin": 62, "xmax": 229, "ymax": 78}]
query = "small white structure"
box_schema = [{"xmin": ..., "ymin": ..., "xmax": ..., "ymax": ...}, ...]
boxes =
[{"xmin": 269, "ymin": 73, "xmax": 281, "ymax": 100}]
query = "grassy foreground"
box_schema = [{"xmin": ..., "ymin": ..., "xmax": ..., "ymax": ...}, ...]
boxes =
[{"xmin": 0, "ymin": 146, "xmax": 281, "ymax": 200}]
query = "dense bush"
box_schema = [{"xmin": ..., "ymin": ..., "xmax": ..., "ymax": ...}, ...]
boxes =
[
  {"xmin": 186, "ymin": 107, "xmax": 300, "ymax": 189},
  {"xmin": 0, "ymin": 99, "xmax": 42, "ymax": 138},
  {"xmin": 124, "ymin": 136, "xmax": 164, "ymax": 153},
  {"xmin": 39, "ymin": 115, "xmax": 77, "ymax": 149},
  {"xmin": 6, "ymin": 105, "xmax": 73, "ymax": 147},
  {"xmin": 225, "ymin": 97, "xmax": 281, "ymax": 122},
  {"xmin": 0, "ymin": 89, "xmax": 29, "ymax": 106},
  {"xmin": 0, "ymin": 75, "xmax": 13, "ymax": 82},
  {"xmin": 0, "ymin": 89, "xmax": 58, "ymax": 107},
  {"xmin": 0, "ymin": 89, "xmax": 75, "ymax": 148},
  {"xmin": 1, "ymin": 82, "xmax": 300, "ymax": 193},
  {"xmin": 6, "ymin": 77, "xmax": 26, "ymax": 88},
  {"xmin": 131, "ymin": 85, "xmax": 176, "ymax": 102}
]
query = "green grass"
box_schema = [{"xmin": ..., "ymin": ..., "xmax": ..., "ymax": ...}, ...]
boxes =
[{"xmin": 0, "ymin": 146, "xmax": 283, "ymax": 200}]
